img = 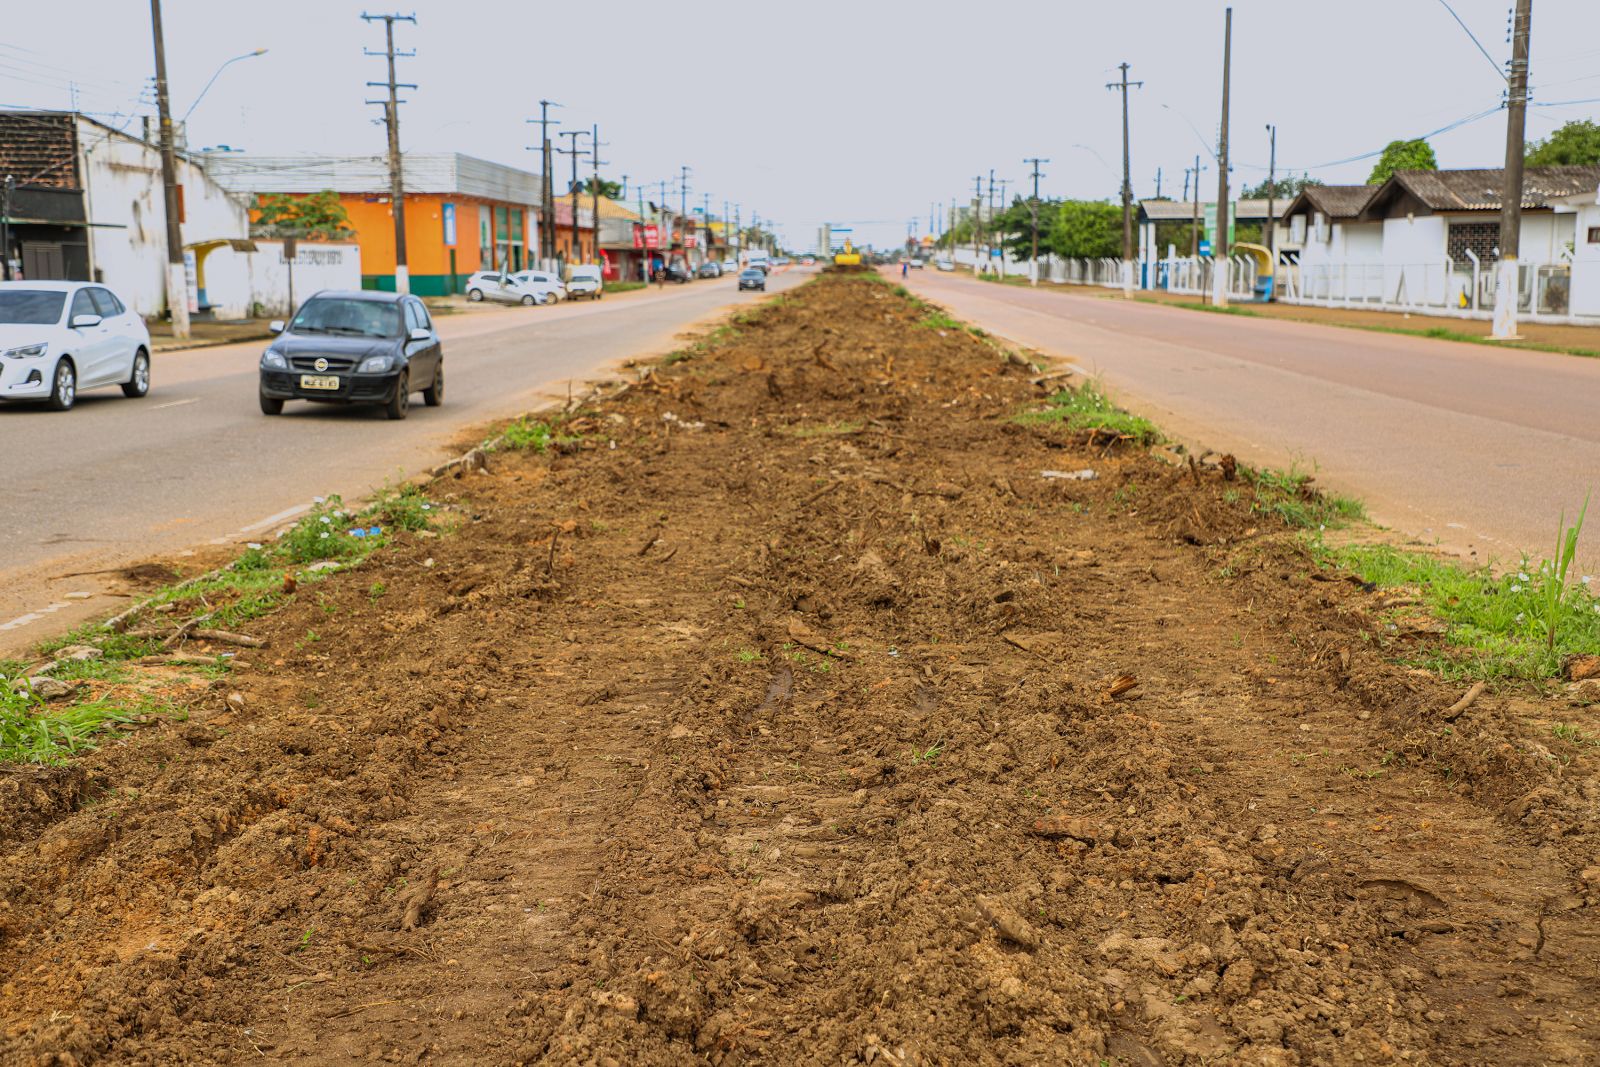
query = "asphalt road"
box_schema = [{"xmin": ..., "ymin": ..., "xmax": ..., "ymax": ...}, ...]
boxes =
[
  {"xmin": 1, "ymin": 270, "xmax": 808, "ymax": 654},
  {"xmin": 902, "ymin": 269, "xmax": 1600, "ymax": 574}
]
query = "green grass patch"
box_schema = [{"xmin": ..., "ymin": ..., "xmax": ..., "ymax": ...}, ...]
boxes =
[
  {"xmin": 917, "ymin": 310, "xmax": 963, "ymax": 331},
  {"xmin": 605, "ymin": 281, "xmax": 647, "ymax": 294},
  {"xmin": 1244, "ymin": 465, "xmax": 1365, "ymax": 530},
  {"xmin": 1314, "ymin": 539, "xmax": 1600, "ymax": 680},
  {"xmin": 495, "ymin": 417, "xmax": 578, "ymax": 453},
  {"xmin": 1011, "ymin": 380, "xmax": 1162, "ymax": 445}
]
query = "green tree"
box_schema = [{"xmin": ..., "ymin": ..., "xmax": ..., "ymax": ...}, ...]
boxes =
[
  {"xmin": 1525, "ymin": 120, "xmax": 1600, "ymax": 166},
  {"xmin": 1242, "ymin": 174, "xmax": 1322, "ymax": 199},
  {"xmin": 1048, "ymin": 200, "xmax": 1122, "ymax": 259},
  {"xmin": 250, "ymin": 190, "xmax": 354, "ymax": 240},
  {"xmin": 575, "ymin": 177, "xmax": 624, "ymax": 198},
  {"xmin": 1367, "ymin": 139, "xmax": 1438, "ymax": 185}
]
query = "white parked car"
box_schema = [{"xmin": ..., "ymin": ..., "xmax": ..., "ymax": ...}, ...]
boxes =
[
  {"xmin": 464, "ymin": 271, "xmax": 560, "ymax": 306},
  {"xmin": 564, "ymin": 265, "xmax": 603, "ymax": 300},
  {"xmin": 0, "ymin": 281, "xmax": 151, "ymax": 411},
  {"xmin": 512, "ymin": 270, "xmax": 566, "ymax": 303},
  {"xmin": 935, "ymin": 258, "xmax": 955, "ymax": 272}
]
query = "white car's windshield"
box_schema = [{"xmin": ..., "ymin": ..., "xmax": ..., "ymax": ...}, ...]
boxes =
[
  {"xmin": 0, "ymin": 290, "xmax": 67, "ymax": 325},
  {"xmin": 291, "ymin": 298, "xmax": 402, "ymax": 338}
]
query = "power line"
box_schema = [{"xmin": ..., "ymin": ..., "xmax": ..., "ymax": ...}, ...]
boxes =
[{"xmin": 1433, "ymin": 0, "xmax": 1508, "ymax": 83}]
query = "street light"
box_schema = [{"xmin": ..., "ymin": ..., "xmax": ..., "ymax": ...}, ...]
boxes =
[{"xmin": 181, "ymin": 49, "xmax": 268, "ymax": 125}]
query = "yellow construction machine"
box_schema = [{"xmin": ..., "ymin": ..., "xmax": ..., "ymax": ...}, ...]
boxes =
[{"xmin": 833, "ymin": 237, "xmax": 862, "ymax": 267}]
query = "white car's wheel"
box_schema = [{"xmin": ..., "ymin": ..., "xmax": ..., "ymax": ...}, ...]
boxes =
[
  {"xmin": 47, "ymin": 359, "xmax": 76, "ymax": 412},
  {"xmin": 467, "ymin": 288, "xmax": 484, "ymax": 302},
  {"xmin": 121, "ymin": 349, "xmax": 151, "ymax": 398}
]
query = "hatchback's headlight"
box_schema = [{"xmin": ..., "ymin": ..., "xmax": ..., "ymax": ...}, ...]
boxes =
[
  {"xmin": 261, "ymin": 349, "xmax": 287, "ymax": 369},
  {"xmin": 358, "ymin": 355, "xmax": 394, "ymax": 373},
  {"xmin": 2, "ymin": 343, "xmax": 47, "ymax": 360}
]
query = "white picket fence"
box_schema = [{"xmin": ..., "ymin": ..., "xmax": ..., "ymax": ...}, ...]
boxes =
[{"xmin": 1279, "ymin": 257, "xmax": 1574, "ymax": 317}]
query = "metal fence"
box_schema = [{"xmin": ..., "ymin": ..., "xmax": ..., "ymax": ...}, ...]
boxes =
[{"xmin": 1277, "ymin": 257, "xmax": 1577, "ymax": 317}]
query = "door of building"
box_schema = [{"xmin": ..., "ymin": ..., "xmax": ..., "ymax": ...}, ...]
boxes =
[{"xmin": 22, "ymin": 242, "xmax": 65, "ymax": 279}]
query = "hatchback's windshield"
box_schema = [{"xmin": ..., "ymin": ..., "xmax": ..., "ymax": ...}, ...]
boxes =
[
  {"xmin": 0, "ymin": 291, "xmax": 67, "ymax": 325},
  {"xmin": 290, "ymin": 298, "xmax": 402, "ymax": 338}
]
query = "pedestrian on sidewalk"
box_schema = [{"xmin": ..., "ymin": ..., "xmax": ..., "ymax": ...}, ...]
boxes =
[{"xmin": 901, "ymin": 259, "xmax": 909, "ymax": 279}]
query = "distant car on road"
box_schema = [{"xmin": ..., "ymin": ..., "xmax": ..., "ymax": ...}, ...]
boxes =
[
  {"xmin": 738, "ymin": 268, "xmax": 767, "ymax": 292},
  {"xmin": 465, "ymin": 271, "xmax": 557, "ymax": 305},
  {"xmin": 935, "ymin": 258, "xmax": 955, "ymax": 272},
  {"xmin": 258, "ymin": 290, "xmax": 442, "ymax": 420},
  {"xmin": 800, "ymin": 256, "xmax": 816, "ymax": 266},
  {"xmin": 656, "ymin": 263, "xmax": 693, "ymax": 284},
  {"xmin": 564, "ymin": 265, "xmax": 603, "ymax": 300},
  {"xmin": 909, "ymin": 257, "xmax": 925, "ymax": 269},
  {"xmin": 697, "ymin": 262, "xmax": 722, "ymax": 279},
  {"xmin": 773, "ymin": 256, "xmax": 791, "ymax": 267},
  {"xmin": 0, "ymin": 281, "xmax": 150, "ymax": 411},
  {"xmin": 721, "ymin": 259, "xmax": 740, "ymax": 274}
]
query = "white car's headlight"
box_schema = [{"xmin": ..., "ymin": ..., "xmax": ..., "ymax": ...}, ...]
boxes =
[
  {"xmin": 2, "ymin": 343, "xmax": 47, "ymax": 360},
  {"xmin": 261, "ymin": 349, "xmax": 288, "ymax": 369},
  {"xmin": 358, "ymin": 355, "xmax": 394, "ymax": 373}
]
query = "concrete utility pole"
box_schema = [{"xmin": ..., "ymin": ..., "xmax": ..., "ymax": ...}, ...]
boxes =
[
  {"xmin": 527, "ymin": 101, "xmax": 562, "ymax": 263},
  {"xmin": 679, "ymin": 165, "xmax": 691, "ymax": 260},
  {"xmin": 149, "ymin": 0, "xmax": 190, "ymax": 337},
  {"xmin": 1024, "ymin": 157, "xmax": 1048, "ymax": 287},
  {"xmin": 1212, "ymin": 8, "xmax": 1233, "ymax": 307},
  {"xmin": 589, "ymin": 124, "xmax": 608, "ymax": 267},
  {"xmin": 1264, "ymin": 124, "xmax": 1277, "ymax": 264},
  {"xmin": 1191, "ymin": 154, "xmax": 1203, "ymax": 257},
  {"xmin": 556, "ymin": 129, "xmax": 587, "ymax": 267},
  {"xmin": 972, "ymin": 174, "xmax": 984, "ymax": 271},
  {"xmin": 1494, "ymin": 0, "xmax": 1533, "ymax": 339},
  {"xmin": 2, "ymin": 173, "xmax": 14, "ymax": 281},
  {"xmin": 1107, "ymin": 61, "xmax": 1143, "ymax": 296},
  {"xmin": 1154, "ymin": 167, "xmax": 1162, "ymax": 199},
  {"xmin": 362, "ymin": 12, "xmax": 417, "ymax": 295}
]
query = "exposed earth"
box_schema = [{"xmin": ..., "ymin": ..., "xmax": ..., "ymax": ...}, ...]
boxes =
[{"xmin": 3, "ymin": 273, "xmax": 1599, "ymax": 1065}]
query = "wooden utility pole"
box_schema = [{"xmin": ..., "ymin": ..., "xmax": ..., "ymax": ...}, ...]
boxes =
[
  {"xmin": 526, "ymin": 101, "xmax": 560, "ymax": 264},
  {"xmin": 1107, "ymin": 61, "xmax": 1143, "ymax": 295},
  {"xmin": 1493, "ymin": 0, "xmax": 1533, "ymax": 339},
  {"xmin": 1024, "ymin": 157, "xmax": 1048, "ymax": 287},
  {"xmin": 149, "ymin": 0, "xmax": 189, "ymax": 337},
  {"xmin": 972, "ymin": 174, "xmax": 984, "ymax": 271},
  {"xmin": 363, "ymin": 12, "xmax": 417, "ymax": 295},
  {"xmin": 589, "ymin": 124, "xmax": 608, "ymax": 267},
  {"xmin": 1212, "ymin": 8, "xmax": 1233, "ymax": 307},
  {"xmin": 1191, "ymin": 154, "xmax": 1202, "ymax": 257}
]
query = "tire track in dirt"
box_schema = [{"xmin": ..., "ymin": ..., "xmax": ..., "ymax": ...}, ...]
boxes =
[{"xmin": 2, "ymin": 273, "xmax": 1598, "ymax": 1065}]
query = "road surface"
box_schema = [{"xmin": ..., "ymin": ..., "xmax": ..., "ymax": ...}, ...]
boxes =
[
  {"xmin": 0, "ymin": 271, "xmax": 807, "ymax": 655},
  {"xmin": 903, "ymin": 270, "xmax": 1600, "ymax": 574}
]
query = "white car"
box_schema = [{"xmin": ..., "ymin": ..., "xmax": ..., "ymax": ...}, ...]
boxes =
[
  {"xmin": 721, "ymin": 259, "xmax": 739, "ymax": 274},
  {"xmin": 935, "ymin": 258, "xmax": 955, "ymax": 272},
  {"xmin": 909, "ymin": 257, "xmax": 925, "ymax": 269},
  {"xmin": 464, "ymin": 271, "xmax": 560, "ymax": 306},
  {"xmin": 564, "ymin": 265, "xmax": 603, "ymax": 300},
  {"xmin": 512, "ymin": 270, "xmax": 566, "ymax": 303},
  {"xmin": 0, "ymin": 281, "xmax": 151, "ymax": 411}
]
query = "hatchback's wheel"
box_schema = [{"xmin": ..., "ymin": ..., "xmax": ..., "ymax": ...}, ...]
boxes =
[
  {"xmin": 47, "ymin": 359, "xmax": 76, "ymax": 411},
  {"xmin": 122, "ymin": 349, "xmax": 151, "ymax": 398},
  {"xmin": 521, "ymin": 294, "xmax": 536, "ymax": 305},
  {"xmin": 259, "ymin": 389, "xmax": 284, "ymax": 415},
  {"xmin": 467, "ymin": 289, "xmax": 484, "ymax": 302},
  {"xmin": 423, "ymin": 362, "xmax": 444, "ymax": 407},
  {"xmin": 385, "ymin": 371, "xmax": 410, "ymax": 420}
]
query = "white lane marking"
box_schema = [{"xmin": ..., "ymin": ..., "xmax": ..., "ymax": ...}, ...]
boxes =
[
  {"xmin": 1, "ymin": 602, "xmax": 72, "ymax": 632},
  {"xmin": 238, "ymin": 502, "xmax": 311, "ymax": 534},
  {"xmin": 151, "ymin": 397, "xmax": 200, "ymax": 410}
]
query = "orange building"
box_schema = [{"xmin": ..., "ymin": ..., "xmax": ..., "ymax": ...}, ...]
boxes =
[{"xmin": 207, "ymin": 153, "xmax": 592, "ymax": 295}]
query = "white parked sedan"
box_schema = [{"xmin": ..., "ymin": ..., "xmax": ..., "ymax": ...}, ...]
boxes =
[
  {"xmin": 0, "ymin": 281, "xmax": 151, "ymax": 411},
  {"xmin": 464, "ymin": 270, "xmax": 562, "ymax": 305}
]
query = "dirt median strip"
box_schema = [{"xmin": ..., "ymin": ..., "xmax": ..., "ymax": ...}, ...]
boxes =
[{"xmin": 2, "ymin": 272, "xmax": 1599, "ymax": 1064}]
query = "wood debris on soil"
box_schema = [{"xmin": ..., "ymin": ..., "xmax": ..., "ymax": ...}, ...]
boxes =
[{"xmin": 1, "ymin": 273, "xmax": 1598, "ymax": 1066}]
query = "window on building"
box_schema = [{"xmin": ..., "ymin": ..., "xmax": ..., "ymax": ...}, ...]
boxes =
[{"xmin": 1447, "ymin": 221, "xmax": 1500, "ymax": 263}]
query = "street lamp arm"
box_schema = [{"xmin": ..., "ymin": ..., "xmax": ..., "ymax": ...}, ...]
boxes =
[{"xmin": 181, "ymin": 49, "xmax": 267, "ymax": 125}]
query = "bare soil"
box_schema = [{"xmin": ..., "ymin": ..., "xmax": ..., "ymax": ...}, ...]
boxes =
[{"xmin": 4, "ymin": 273, "xmax": 1600, "ymax": 1066}]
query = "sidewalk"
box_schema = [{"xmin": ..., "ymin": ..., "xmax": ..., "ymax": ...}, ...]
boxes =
[
  {"xmin": 147, "ymin": 319, "xmax": 274, "ymax": 353},
  {"xmin": 979, "ymin": 274, "xmax": 1600, "ymax": 358}
]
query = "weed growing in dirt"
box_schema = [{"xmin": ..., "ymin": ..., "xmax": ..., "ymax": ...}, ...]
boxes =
[
  {"xmin": 1011, "ymin": 380, "xmax": 1161, "ymax": 445},
  {"xmin": 1245, "ymin": 465, "xmax": 1365, "ymax": 530},
  {"xmin": 1315, "ymin": 537, "xmax": 1600, "ymax": 679},
  {"xmin": 917, "ymin": 310, "xmax": 964, "ymax": 331},
  {"xmin": 498, "ymin": 418, "xmax": 568, "ymax": 453},
  {"xmin": 910, "ymin": 740, "xmax": 945, "ymax": 764},
  {"xmin": 0, "ymin": 676, "xmax": 171, "ymax": 765}
]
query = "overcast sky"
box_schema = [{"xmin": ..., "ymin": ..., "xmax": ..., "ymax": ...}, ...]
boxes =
[{"xmin": 4, "ymin": 0, "xmax": 1597, "ymax": 250}]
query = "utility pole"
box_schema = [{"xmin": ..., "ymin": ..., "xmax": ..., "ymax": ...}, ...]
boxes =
[
  {"xmin": 556, "ymin": 129, "xmax": 586, "ymax": 267},
  {"xmin": 1264, "ymin": 124, "xmax": 1277, "ymax": 266},
  {"xmin": 1154, "ymin": 167, "xmax": 1162, "ymax": 199},
  {"xmin": 679, "ymin": 165, "xmax": 691, "ymax": 262},
  {"xmin": 1, "ymin": 174, "xmax": 14, "ymax": 281},
  {"xmin": 1191, "ymin": 154, "xmax": 1203, "ymax": 257},
  {"xmin": 362, "ymin": 12, "xmax": 417, "ymax": 295},
  {"xmin": 589, "ymin": 125, "xmax": 608, "ymax": 267},
  {"xmin": 1212, "ymin": 8, "xmax": 1233, "ymax": 307},
  {"xmin": 526, "ymin": 101, "xmax": 561, "ymax": 264},
  {"xmin": 149, "ymin": 0, "xmax": 190, "ymax": 337},
  {"xmin": 972, "ymin": 174, "xmax": 984, "ymax": 272},
  {"xmin": 1107, "ymin": 61, "xmax": 1143, "ymax": 296},
  {"xmin": 1494, "ymin": 0, "xmax": 1533, "ymax": 340},
  {"xmin": 1024, "ymin": 157, "xmax": 1048, "ymax": 287}
]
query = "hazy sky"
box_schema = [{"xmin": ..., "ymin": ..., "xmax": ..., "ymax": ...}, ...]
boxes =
[{"xmin": 4, "ymin": 0, "xmax": 1597, "ymax": 250}]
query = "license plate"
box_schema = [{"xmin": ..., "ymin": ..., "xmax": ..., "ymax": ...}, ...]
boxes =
[{"xmin": 300, "ymin": 374, "xmax": 340, "ymax": 390}]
